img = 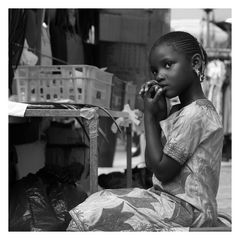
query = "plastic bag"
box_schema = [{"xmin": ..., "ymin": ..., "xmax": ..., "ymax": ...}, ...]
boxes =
[{"xmin": 9, "ymin": 165, "xmax": 88, "ymax": 231}]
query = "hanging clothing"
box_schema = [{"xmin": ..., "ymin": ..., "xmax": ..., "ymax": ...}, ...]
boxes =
[
  {"xmin": 41, "ymin": 25, "xmax": 52, "ymax": 65},
  {"xmin": 9, "ymin": 9, "xmax": 27, "ymax": 93},
  {"xmin": 19, "ymin": 39, "xmax": 38, "ymax": 65},
  {"xmin": 206, "ymin": 60, "xmax": 226, "ymax": 122},
  {"xmin": 49, "ymin": 23, "xmax": 67, "ymax": 65},
  {"xmin": 67, "ymin": 99, "xmax": 223, "ymax": 231},
  {"xmin": 25, "ymin": 9, "xmax": 43, "ymax": 64},
  {"xmin": 201, "ymin": 78, "xmax": 211, "ymax": 99},
  {"xmin": 223, "ymin": 83, "xmax": 231, "ymax": 135},
  {"xmin": 66, "ymin": 32, "xmax": 84, "ymax": 64},
  {"xmin": 222, "ymin": 63, "xmax": 232, "ymax": 135},
  {"xmin": 49, "ymin": 9, "xmax": 85, "ymax": 65}
]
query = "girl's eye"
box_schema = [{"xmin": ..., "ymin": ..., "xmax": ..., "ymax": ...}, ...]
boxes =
[
  {"xmin": 151, "ymin": 69, "xmax": 157, "ymax": 76},
  {"xmin": 164, "ymin": 62, "xmax": 172, "ymax": 69}
]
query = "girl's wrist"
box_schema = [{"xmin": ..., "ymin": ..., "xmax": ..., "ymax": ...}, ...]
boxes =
[
  {"xmin": 144, "ymin": 110, "xmax": 166, "ymax": 121},
  {"xmin": 144, "ymin": 109, "xmax": 155, "ymax": 118}
]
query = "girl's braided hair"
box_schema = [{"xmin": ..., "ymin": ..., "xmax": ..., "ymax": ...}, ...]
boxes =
[{"xmin": 150, "ymin": 31, "xmax": 208, "ymax": 80}]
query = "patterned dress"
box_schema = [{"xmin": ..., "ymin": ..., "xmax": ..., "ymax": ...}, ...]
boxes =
[{"xmin": 67, "ymin": 99, "xmax": 223, "ymax": 231}]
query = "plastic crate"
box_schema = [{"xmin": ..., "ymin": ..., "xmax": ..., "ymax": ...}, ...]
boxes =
[
  {"xmin": 14, "ymin": 65, "xmax": 113, "ymax": 108},
  {"xmin": 110, "ymin": 75, "xmax": 125, "ymax": 111},
  {"xmin": 124, "ymin": 82, "xmax": 137, "ymax": 109}
]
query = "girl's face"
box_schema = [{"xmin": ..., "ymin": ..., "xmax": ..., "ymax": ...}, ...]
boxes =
[{"xmin": 149, "ymin": 43, "xmax": 194, "ymax": 99}]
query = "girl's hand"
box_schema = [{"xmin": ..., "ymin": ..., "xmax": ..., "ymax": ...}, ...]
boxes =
[
  {"xmin": 139, "ymin": 80, "xmax": 158, "ymax": 97},
  {"xmin": 140, "ymin": 81, "xmax": 167, "ymax": 121}
]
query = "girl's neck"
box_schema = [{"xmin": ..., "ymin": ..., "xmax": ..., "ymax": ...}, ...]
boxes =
[{"xmin": 178, "ymin": 80, "xmax": 206, "ymax": 108}]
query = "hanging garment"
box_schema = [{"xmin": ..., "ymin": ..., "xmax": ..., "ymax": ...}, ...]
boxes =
[
  {"xmin": 206, "ymin": 60, "xmax": 226, "ymax": 122},
  {"xmin": 66, "ymin": 32, "xmax": 85, "ymax": 64},
  {"xmin": 9, "ymin": 9, "xmax": 27, "ymax": 93},
  {"xmin": 222, "ymin": 63, "xmax": 232, "ymax": 135},
  {"xmin": 49, "ymin": 23, "xmax": 67, "ymax": 65},
  {"xmin": 41, "ymin": 25, "xmax": 52, "ymax": 65},
  {"xmin": 201, "ymin": 78, "xmax": 211, "ymax": 98},
  {"xmin": 25, "ymin": 10, "xmax": 39, "ymax": 51},
  {"xmin": 19, "ymin": 39, "xmax": 38, "ymax": 65},
  {"xmin": 223, "ymin": 83, "xmax": 231, "ymax": 134},
  {"xmin": 25, "ymin": 9, "xmax": 43, "ymax": 64}
]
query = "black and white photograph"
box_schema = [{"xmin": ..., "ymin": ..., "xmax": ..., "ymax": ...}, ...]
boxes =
[{"xmin": 5, "ymin": 2, "xmax": 235, "ymax": 235}]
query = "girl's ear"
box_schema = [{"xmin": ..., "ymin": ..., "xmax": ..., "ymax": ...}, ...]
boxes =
[{"xmin": 191, "ymin": 53, "xmax": 202, "ymax": 70}]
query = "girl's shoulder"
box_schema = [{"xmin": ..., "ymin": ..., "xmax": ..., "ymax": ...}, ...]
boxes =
[
  {"xmin": 160, "ymin": 99, "xmax": 223, "ymax": 143},
  {"xmin": 169, "ymin": 99, "xmax": 216, "ymax": 117},
  {"xmin": 184, "ymin": 99, "xmax": 217, "ymax": 118},
  {"xmin": 166, "ymin": 98, "xmax": 222, "ymax": 128},
  {"xmin": 194, "ymin": 99, "xmax": 216, "ymax": 112}
]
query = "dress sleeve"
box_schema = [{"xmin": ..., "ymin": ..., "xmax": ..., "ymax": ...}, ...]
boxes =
[{"xmin": 161, "ymin": 106, "xmax": 208, "ymax": 165}]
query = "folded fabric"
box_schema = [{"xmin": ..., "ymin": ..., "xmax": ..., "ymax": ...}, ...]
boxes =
[{"xmin": 8, "ymin": 101, "xmax": 28, "ymax": 117}]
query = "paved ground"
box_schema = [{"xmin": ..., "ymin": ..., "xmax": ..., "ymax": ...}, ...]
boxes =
[
  {"xmin": 99, "ymin": 140, "xmax": 232, "ymax": 217},
  {"xmin": 216, "ymin": 162, "xmax": 232, "ymax": 216}
]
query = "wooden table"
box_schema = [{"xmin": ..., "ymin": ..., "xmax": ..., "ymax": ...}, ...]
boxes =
[{"xmin": 10, "ymin": 103, "xmax": 132, "ymax": 194}]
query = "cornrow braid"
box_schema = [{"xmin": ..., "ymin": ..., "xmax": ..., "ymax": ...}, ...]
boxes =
[{"xmin": 150, "ymin": 31, "xmax": 208, "ymax": 79}]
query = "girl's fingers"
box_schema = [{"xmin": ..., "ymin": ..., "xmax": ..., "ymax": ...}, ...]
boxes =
[
  {"xmin": 144, "ymin": 87, "xmax": 152, "ymax": 98},
  {"xmin": 153, "ymin": 87, "xmax": 164, "ymax": 102},
  {"xmin": 139, "ymin": 80, "xmax": 158, "ymax": 97},
  {"xmin": 144, "ymin": 80, "xmax": 157, "ymax": 90},
  {"xmin": 139, "ymin": 85, "xmax": 149, "ymax": 98},
  {"xmin": 143, "ymin": 84, "xmax": 148, "ymax": 93},
  {"xmin": 139, "ymin": 83, "xmax": 146, "ymax": 97},
  {"xmin": 148, "ymin": 85, "xmax": 157, "ymax": 98},
  {"xmin": 146, "ymin": 80, "xmax": 158, "ymax": 89},
  {"xmin": 139, "ymin": 88, "xmax": 144, "ymax": 97}
]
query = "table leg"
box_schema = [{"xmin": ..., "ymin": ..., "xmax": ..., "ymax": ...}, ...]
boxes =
[
  {"xmin": 126, "ymin": 124, "xmax": 132, "ymax": 188},
  {"xmin": 88, "ymin": 115, "xmax": 99, "ymax": 194}
]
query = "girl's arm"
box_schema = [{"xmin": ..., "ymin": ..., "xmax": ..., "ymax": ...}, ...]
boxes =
[
  {"xmin": 142, "ymin": 85, "xmax": 182, "ymax": 183},
  {"xmin": 144, "ymin": 113, "xmax": 182, "ymax": 183}
]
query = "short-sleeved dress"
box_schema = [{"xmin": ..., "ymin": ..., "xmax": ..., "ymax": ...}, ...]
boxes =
[{"xmin": 67, "ymin": 99, "xmax": 224, "ymax": 231}]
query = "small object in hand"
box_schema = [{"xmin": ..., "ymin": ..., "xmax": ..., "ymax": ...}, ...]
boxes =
[
  {"xmin": 150, "ymin": 84, "xmax": 162, "ymax": 98},
  {"xmin": 139, "ymin": 83, "xmax": 162, "ymax": 98}
]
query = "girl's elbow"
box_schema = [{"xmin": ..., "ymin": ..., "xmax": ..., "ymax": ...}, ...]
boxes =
[{"xmin": 155, "ymin": 171, "xmax": 176, "ymax": 183}]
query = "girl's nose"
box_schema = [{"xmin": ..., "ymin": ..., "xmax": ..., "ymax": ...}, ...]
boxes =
[{"xmin": 156, "ymin": 72, "xmax": 165, "ymax": 82}]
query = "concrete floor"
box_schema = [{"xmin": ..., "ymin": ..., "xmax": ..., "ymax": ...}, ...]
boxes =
[
  {"xmin": 216, "ymin": 162, "xmax": 232, "ymax": 216},
  {"xmin": 98, "ymin": 140, "xmax": 232, "ymax": 217}
]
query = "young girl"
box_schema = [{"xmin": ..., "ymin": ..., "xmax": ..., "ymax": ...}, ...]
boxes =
[{"xmin": 67, "ymin": 31, "xmax": 224, "ymax": 231}]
